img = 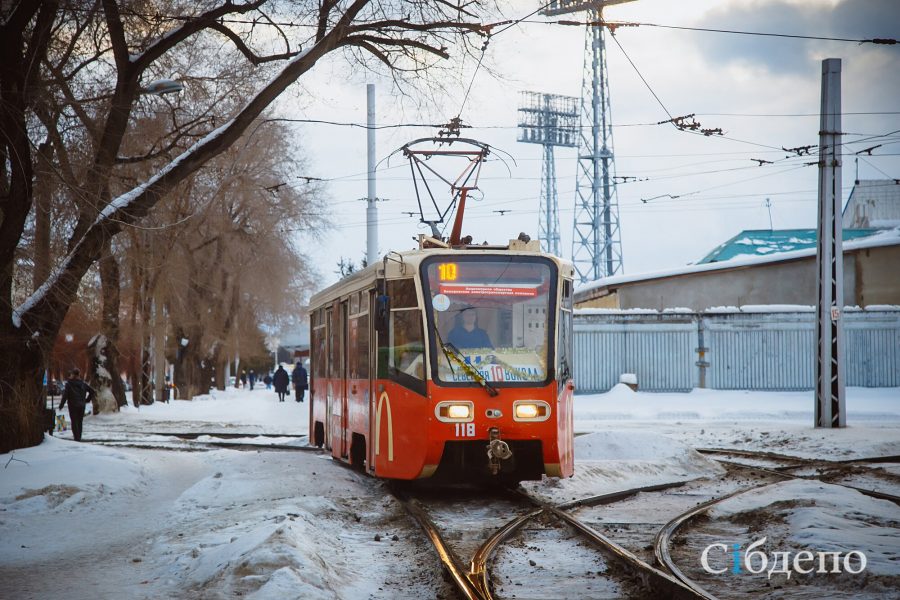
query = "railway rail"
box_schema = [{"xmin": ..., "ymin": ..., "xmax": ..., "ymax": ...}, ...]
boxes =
[
  {"xmin": 84, "ymin": 432, "xmax": 315, "ymax": 452},
  {"xmin": 392, "ymin": 482, "xmax": 705, "ymax": 600},
  {"xmin": 78, "ymin": 434, "xmax": 898, "ymax": 597},
  {"xmin": 654, "ymin": 450, "xmax": 900, "ymax": 599}
]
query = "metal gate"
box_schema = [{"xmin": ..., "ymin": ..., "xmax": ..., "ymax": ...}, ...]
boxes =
[{"xmin": 573, "ymin": 309, "xmax": 900, "ymax": 393}]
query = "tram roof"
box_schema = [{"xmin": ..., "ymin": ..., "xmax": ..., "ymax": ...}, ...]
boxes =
[{"xmin": 309, "ymin": 237, "xmax": 574, "ymax": 309}]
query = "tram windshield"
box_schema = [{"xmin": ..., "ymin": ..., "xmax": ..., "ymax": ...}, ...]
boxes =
[{"xmin": 422, "ymin": 257, "xmax": 556, "ymax": 385}]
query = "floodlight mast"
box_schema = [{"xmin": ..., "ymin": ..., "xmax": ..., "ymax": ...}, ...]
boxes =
[
  {"xmin": 541, "ymin": 0, "xmax": 634, "ymax": 283},
  {"xmin": 518, "ymin": 91, "xmax": 579, "ymax": 257}
]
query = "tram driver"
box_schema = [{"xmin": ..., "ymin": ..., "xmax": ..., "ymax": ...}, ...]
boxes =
[{"xmin": 447, "ymin": 305, "xmax": 493, "ymax": 349}]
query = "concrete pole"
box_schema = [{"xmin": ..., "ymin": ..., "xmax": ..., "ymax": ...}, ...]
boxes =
[
  {"xmin": 366, "ymin": 84, "xmax": 378, "ymax": 266},
  {"xmin": 814, "ymin": 58, "xmax": 846, "ymax": 428}
]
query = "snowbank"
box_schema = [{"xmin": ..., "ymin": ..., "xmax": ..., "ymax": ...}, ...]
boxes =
[
  {"xmin": 0, "ymin": 435, "xmax": 145, "ymax": 514},
  {"xmin": 709, "ymin": 480, "xmax": 900, "ymax": 576}
]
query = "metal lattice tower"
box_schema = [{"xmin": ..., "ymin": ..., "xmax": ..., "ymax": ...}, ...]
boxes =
[
  {"xmin": 517, "ymin": 91, "xmax": 579, "ymax": 256},
  {"xmin": 543, "ymin": 0, "xmax": 632, "ymax": 283}
]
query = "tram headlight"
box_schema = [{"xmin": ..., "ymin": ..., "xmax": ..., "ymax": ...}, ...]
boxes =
[
  {"xmin": 513, "ymin": 400, "xmax": 550, "ymax": 422},
  {"xmin": 447, "ymin": 404, "xmax": 471, "ymax": 419},
  {"xmin": 435, "ymin": 401, "xmax": 474, "ymax": 422}
]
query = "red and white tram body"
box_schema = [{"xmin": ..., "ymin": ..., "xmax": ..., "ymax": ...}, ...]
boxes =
[{"xmin": 308, "ymin": 236, "xmax": 575, "ymax": 482}]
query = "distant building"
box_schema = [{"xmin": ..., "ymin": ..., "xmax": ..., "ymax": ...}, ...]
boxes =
[
  {"xmin": 575, "ymin": 179, "xmax": 900, "ymax": 311},
  {"xmin": 842, "ymin": 179, "xmax": 900, "ymax": 229},
  {"xmin": 277, "ymin": 321, "xmax": 310, "ymax": 363},
  {"xmin": 574, "ymin": 231, "xmax": 900, "ymax": 311},
  {"xmin": 698, "ymin": 228, "xmax": 880, "ymax": 264}
]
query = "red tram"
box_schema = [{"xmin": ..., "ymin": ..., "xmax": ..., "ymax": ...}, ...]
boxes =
[{"xmin": 308, "ymin": 234, "xmax": 575, "ymax": 482}]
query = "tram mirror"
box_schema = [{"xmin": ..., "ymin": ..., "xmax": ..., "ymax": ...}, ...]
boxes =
[{"xmin": 375, "ymin": 294, "xmax": 390, "ymax": 333}]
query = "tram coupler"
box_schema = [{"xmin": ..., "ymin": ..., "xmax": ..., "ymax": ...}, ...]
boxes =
[{"xmin": 486, "ymin": 427, "xmax": 512, "ymax": 475}]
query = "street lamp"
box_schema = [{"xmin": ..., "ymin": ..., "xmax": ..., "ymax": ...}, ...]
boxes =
[
  {"xmin": 264, "ymin": 335, "xmax": 280, "ymax": 372},
  {"xmin": 141, "ymin": 78, "xmax": 184, "ymax": 96}
]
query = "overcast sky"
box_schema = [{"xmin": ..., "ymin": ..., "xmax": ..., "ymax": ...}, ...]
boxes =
[{"xmin": 277, "ymin": 0, "xmax": 900, "ymax": 292}]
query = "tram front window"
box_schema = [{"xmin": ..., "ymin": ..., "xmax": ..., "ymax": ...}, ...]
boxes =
[{"xmin": 423, "ymin": 258, "xmax": 556, "ymax": 385}]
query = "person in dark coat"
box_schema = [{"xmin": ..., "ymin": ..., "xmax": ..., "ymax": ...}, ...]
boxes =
[
  {"xmin": 58, "ymin": 368, "xmax": 96, "ymax": 442},
  {"xmin": 263, "ymin": 372, "xmax": 272, "ymax": 389},
  {"xmin": 291, "ymin": 362, "xmax": 308, "ymax": 403},
  {"xmin": 248, "ymin": 369, "xmax": 257, "ymax": 390},
  {"xmin": 239, "ymin": 370, "xmax": 247, "ymax": 388},
  {"xmin": 272, "ymin": 365, "xmax": 290, "ymax": 402},
  {"xmin": 447, "ymin": 306, "xmax": 493, "ymax": 349}
]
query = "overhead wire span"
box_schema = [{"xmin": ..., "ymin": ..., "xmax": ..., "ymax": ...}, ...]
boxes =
[{"xmin": 534, "ymin": 18, "xmax": 898, "ymax": 46}]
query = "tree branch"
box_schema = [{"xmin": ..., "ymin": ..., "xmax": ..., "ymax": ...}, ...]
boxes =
[
  {"xmin": 132, "ymin": 0, "xmax": 270, "ymax": 72},
  {"xmin": 208, "ymin": 22, "xmax": 302, "ymax": 65},
  {"xmin": 343, "ymin": 34, "xmax": 450, "ymax": 59}
]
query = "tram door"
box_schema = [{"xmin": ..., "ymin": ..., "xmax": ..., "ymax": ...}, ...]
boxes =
[
  {"xmin": 329, "ymin": 300, "xmax": 347, "ymax": 458},
  {"xmin": 339, "ymin": 300, "xmax": 350, "ymax": 457},
  {"xmin": 324, "ymin": 306, "xmax": 333, "ymax": 450},
  {"xmin": 367, "ymin": 289, "xmax": 377, "ymax": 474}
]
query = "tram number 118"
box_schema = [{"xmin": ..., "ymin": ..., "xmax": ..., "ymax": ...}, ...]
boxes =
[{"xmin": 455, "ymin": 423, "xmax": 475, "ymax": 437}]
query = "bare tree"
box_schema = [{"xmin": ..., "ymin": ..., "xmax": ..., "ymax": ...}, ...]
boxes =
[{"xmin": 1, "ymin": 0, "xmax": 488, "ymax": 452}]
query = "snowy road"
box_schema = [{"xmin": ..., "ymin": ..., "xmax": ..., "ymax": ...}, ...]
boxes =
[{"xmin": 1, "ymin": 386, "xmax": 898, "ymax": 598}]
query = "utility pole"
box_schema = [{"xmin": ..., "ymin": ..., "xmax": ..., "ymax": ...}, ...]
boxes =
[
  {"xmin": 366, "ymin": 84, "xmax": 378, "ymax": 266},
  {"xmin": 542, "ymin": 0, "xmax": 632, "ymax": 283},
  {"xmin": 765, "ymin": 198, "xmax": 773, "ymax": 230},
  {"xmin": 814, "ymin": 58, "xmax": 846, "ymax": 428}
]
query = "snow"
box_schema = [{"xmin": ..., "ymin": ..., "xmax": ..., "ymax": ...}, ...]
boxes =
[
  {"xmin": 709, "ymin": 480, "xmax": 900, "ymax": 576},
  {"xmin": 2, "ymin": 385, "xmax": 899, "ymax": 597},
  {"xmin": 619, "ymin": 373, "xmax": 637, "ymax": 385},
  {"xmin": 575, "ymin": 384, "xmax": 900, "ymax": 459}
]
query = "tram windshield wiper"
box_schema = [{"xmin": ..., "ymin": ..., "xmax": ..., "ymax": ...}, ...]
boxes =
[{"xmin": 434, "ymin": 328, "xmax": 498, "ymax": 397}]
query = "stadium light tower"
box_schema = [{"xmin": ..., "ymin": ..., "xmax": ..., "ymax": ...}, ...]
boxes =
[
  {"xmin": 517, "ymin": 91, "xmax": 579, "ymax": 256},
  {"xmin": 542, "ymin": 0, "xmax": 634, "ymax": 282}
]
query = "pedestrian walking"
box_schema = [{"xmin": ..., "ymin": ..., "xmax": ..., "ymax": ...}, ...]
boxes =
[
  {"xmin": 239, "ymin": 370, "xmax": 247, "ymax": 389},
  {"xmin": 272, "ymin": 365, "xmax": 290, "ymax": 402},
  {"xmin": 58, "ymin": 368, "xmax": 96, "ymax": 442},
  {"xmin": 263, "ymin": 372, "xmax": 272, "ymax": 390},
  {"xmin": 291, "ymin": 361, "xmax": 308, "ymax": 403},
  {"xmin": 249, "ymin": 369, "xmax": 257, "ymax": 391}
]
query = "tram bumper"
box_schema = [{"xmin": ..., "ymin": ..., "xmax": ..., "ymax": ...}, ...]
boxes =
[{"xmin": 432, "ymin": 435, "xmax": 545, "ymax": 482}]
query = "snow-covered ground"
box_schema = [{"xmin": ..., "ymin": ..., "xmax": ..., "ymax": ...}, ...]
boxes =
[{"xmin": 1, "ymin": 385, "xmax": 898, "ymax": 598}]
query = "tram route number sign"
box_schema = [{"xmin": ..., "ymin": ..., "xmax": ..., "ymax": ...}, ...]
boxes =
[{"xmin": 439, "ymin": 284, "xmax": 537, "ymax": 297}]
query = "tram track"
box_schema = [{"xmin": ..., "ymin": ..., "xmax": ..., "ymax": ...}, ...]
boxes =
[
  {"xmin": 653, "ymin": 451, "xmax": 900, "ymax": 599},
  {"xmin": 695, "ymin": 448, "xmax": 900, "ymax": 504},
  {"xmin": 392, "ymin": 481, "xmax": 706, "ymax": 600},
  {"xmin": 81, "ymin": 431, "xmax": 315, "ymax": 453}
]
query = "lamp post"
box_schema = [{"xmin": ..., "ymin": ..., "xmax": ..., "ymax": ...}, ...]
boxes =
[
  {"xmin": 140, "ymin": 78, "xmax": 184, "ymax": 95},
  {"xmin": 264, "ymin": 335, "xmax": 280, "ymax": 373}
]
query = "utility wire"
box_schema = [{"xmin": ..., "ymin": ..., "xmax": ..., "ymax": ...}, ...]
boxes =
[{"xmin": 535, "ymin": 18, "xmax": 898, "ymax": 46}]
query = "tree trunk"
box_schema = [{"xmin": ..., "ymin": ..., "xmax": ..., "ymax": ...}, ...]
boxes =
[
  {"xmin": 152, "ymin": 289, "xmax": 167, "ymax": 403},
  {"xmin": 137, "ymin": 291, "xmax": 154, "ymax": 406},
  {"xmin": 99, "ymin": 241, "xmax": 126, "ymax": 409},
  {"xmin": 32, "ymin": 141, "xmax": 52, "ymax": 291},
  {"xmin": 0, "ymin": 328, "xmax": 51, "ymax": 453},
  {"xmin": 88, "ymin": 334, "xmax": 120, "ymax": 414}
]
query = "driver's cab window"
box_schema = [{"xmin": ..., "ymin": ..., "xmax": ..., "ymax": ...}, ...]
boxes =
[{"xmin": 425, "ymin": 259, "xmax": 554, "ymax": 384}]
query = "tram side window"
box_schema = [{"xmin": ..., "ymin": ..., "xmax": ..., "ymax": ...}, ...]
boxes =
[
  {"xmin": 349, "ymin": 315, "xmax": 370, "ymax": 379},
  {"xmin": 557, "ymin": 279, "xmax": 574, "ymax": 387},
  {"xmin": 312, "ymin": 326, "xmax": 326, "ymax": 379},
  {"xmin": 378, "ymin": 308, "xmax": 425, "ymax": 394},
  {"xmin": 388, "ymin": 279, "xmax": 417, "ymax": 308},
  {"xmin": 328, "ymin": 309, "xmax": 341, "ymax": 380}
]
